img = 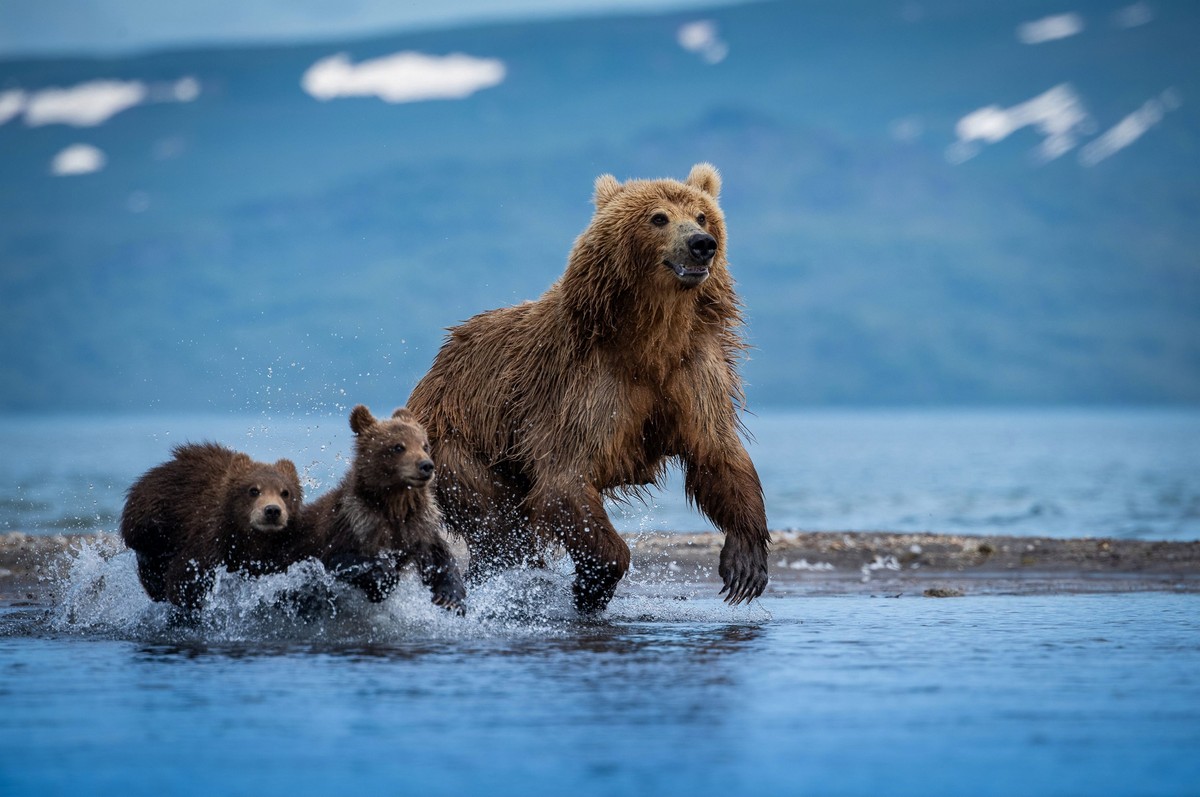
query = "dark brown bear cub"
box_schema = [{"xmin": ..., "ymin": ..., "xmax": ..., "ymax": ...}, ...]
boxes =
[
  {"xmin": 302, "ymin": 405, "xmax": 465, "ymax": 613},
  {"xmin": 120, "ymin": 442, "xmax": 304, "ymax": 611}
]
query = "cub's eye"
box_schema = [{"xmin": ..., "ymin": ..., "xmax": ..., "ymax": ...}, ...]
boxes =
[
  {"xmin": 281, "ymin": 490, "xmax": 290, "ymax": 499},
  {"xmin": 650, "ymin": 212, "xmax": 669, "ymax": 227},
  {"xmin": 249, "ymin": 487, "xmax": 260, "ymax": 497},
  {"xmin": 423, "ymin": 442, "xmax": 431, "ymax": 453},
  {"xmin": 696, "ymin": 213, "xmax": 706, "ymax": 226},
  {"xmin": 392, "ymin": 443, "xmax": 406, "ymax": 454}
]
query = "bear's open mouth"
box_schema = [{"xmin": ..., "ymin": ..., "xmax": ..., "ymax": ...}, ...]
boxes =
[{"xmin": 663, "ymin": 259, "xmax": 709, "ymax": 285}]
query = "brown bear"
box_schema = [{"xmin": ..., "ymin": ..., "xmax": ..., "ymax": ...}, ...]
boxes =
[
  {"xmin": 300, "ymin": 405, "xmax": 466, "ymax": 612},
  {"xmin": 120, "ymin": 442, "xmax": 305, "ymax": 611},
  {"xmin": 407, "ymin": 163, "xmax": 769, "ymax": 614}
]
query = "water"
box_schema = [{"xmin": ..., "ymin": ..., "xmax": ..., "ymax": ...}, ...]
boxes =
[
  {"xmin": 3, "ymin": 572, "xmax": 1198, "ymax": 796},
  {"xmin": 2, "ymin": 409, "xmax": 1199, "ymax": 795},
  {"xmin": 2, "ymin": 408, "xmax": 1198, "ymax": 539}
]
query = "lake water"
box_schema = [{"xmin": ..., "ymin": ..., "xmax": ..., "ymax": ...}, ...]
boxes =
[
  {"xmin": 2, "ymin": 409, "xmax": 1199, "ymax": 796},
  {"xmin": 2, "ymin": 407, "xmax": 1198, "ymax": 539},
  {"xmin": 2, "ymin": 578, "xmax": 1198, "ymax": 796}
]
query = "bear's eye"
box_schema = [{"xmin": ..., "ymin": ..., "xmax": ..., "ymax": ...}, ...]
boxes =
[
  {"xmin": 650, "ymin": 212, "xmax": 669, "ymax": 227},
  {"xmin": 281, "ymin": 489, "xmax": 290, "ymax": 499},
  {"xmin": 249, "ymin": 487, "xmax": 260, "ymax": 497},
  {"xmin": 696, "ymin": 213, "xmax": 706, "ymax": 226},
  {"xmin": 392, "ymin": 443, "xmax": 406, "ymax": 454}
]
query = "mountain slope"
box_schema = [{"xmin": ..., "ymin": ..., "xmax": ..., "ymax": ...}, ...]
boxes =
[{"xmin": 1, "ymin": 0, "xmax": 1197, "ymax": 412}]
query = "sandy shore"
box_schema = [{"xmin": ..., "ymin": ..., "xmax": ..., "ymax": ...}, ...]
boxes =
[{"xmin": 3, "ymin": 529, "xmax": 1198, "ymax": 605}]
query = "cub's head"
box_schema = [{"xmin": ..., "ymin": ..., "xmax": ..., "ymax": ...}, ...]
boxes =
[
  {"xmin": 589, "ymin": 162, "xmax": 725, "ymax": 290},
  {"xmin": 349, "ymin": 404, "xmax": 436, "ymax": 492},
  {"xmin": 229, "ymin": 459, "xmax": 302, "ymax": 533}
]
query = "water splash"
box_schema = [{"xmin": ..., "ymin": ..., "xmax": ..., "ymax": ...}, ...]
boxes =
[{"xmin": 45, "ymin": 542, "xmax": 760, "ymax": 646}]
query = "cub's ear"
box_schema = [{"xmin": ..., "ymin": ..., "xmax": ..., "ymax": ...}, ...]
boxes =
[
  {"xmin": 685, "ymin": 162, "xmax": 721, "ymax": 198},
  {"xmin": 391, "ymin": 407, "xmax": 416, "ymax": 423},
  {"xmin": 274, "ymin": 459, "xmax": 300, "ymax": 486},
  {"xmin": 593, "ymin": 173, "xmax": 623, "ymax": 210},
  {"xmin": 349, "ymin": 405, "xmax": 376, "ymax": 436}
]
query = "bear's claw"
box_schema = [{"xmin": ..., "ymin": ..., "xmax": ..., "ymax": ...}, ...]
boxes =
[{"xmin": 718, "ymin": 537, "xmax": 769, "ymax": 605}]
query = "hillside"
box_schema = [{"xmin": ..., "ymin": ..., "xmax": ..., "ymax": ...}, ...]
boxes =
[{"xmin": 1, "ymin": 0, "xmax": 1197, "ymax": 412}]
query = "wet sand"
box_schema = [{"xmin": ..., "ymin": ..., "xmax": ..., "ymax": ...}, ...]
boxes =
[
  {"xmin": 4, "ymin": 530, "xmax": 1198, "ymax": 606},
  {"xmin": 632, "ymin": 530, "xmax": 1200, "ymax": 596}
]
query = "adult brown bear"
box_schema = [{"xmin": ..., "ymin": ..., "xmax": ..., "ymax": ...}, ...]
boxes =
[{"xmin": 408, "ymin": 163, "xmax": 768, "ymax": 613}]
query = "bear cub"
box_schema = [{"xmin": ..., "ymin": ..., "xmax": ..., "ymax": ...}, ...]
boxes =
[
  {"xmin": 121, "ymin": 442, "xmax": 304, "ymax": 611},
  {"xmin": 302, "ymin": 405, "xmax": 466, "ymax": 613}
]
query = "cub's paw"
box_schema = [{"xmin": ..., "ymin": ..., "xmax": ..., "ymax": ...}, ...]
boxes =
[{"xmin": 430, "ymin": 568, "xmax": 468, "ymax": 616}]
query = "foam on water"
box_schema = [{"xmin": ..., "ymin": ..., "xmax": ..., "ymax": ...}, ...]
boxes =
[{"xmin": 44, "ymin": 539, "xmax": 760, "ymax": 647}]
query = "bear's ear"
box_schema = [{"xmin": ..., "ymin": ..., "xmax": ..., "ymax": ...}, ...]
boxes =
[
  {"xmin": 685, "ymin": 162, "xmax": 721, "ymax": 199},
  {"xmin": 275, "ymin": 459, "xmax": 299, "ymax": 484},
  {"xmin": 391, "ymin": 407, "xmax": 416, "ymax": 423},
  {"xmin": 593, "ymin": 173, "xmax": 623, "ymax": 210},
  {"xmin": 349, "ymin": 405, "xmax": 376, "ymax": 436}
]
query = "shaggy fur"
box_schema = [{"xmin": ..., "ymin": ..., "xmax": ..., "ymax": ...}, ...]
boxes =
[
  {"xmin": 301, "ymin": 405, "xmax": 466, "ymax": 612},
  {"xmin": 408, "ymin": 163, "xmax": 769, "ymax": 613},
  {"xmin": 120, "ymin": 442, "xmax": 304, "ymax": 611}
]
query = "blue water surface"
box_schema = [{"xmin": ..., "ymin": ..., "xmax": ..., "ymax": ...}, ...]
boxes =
[
  {"xmin": 2, "ymin": 408, "xmax": 1199, "ymax": 539},
  {"xmin": 2, "ymin": 590, "xmax": 1198, "ymax": 797},
  {"xmin": 2, "ymin": 409, "xmax": 1199, "ymax": 795}
]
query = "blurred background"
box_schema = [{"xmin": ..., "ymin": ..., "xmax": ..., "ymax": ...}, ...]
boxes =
[{"xmin": 1, "ymin": 0, "xmax": 1197, "ymax": 415}]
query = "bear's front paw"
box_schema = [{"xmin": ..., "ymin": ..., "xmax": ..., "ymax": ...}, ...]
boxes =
[
  {"xmin": 718, "ymin": 536, "xmax": 768, "ymax": 605},
  {"xmin": 430, "ymin": 570, "xmax": 467, "ymax": 616}
]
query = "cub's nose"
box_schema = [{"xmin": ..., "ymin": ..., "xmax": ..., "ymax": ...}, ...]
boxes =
[
  {"xmin": 418, "ymin": 459, "xmax": 435, "ymax": 478},
  {"xmin": 262, "ymin": 504, "xmax": 282, "ymax": 521},
  {"xmin": 688, "ymin": 232, "xmax": 717, "ymax": 264}
]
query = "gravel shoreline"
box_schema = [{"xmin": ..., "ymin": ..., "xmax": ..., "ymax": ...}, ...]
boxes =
[{"xmin": 3, "ymin": 530, "xmax": 1199, "ymax": 604}]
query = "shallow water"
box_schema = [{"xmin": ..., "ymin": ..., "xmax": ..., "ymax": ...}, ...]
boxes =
[
  {"xmin": 3, "ymin": 408, "xmax": 1199, "ymax": 795},
  {"xmin": 2, "ymin": 408, "xmax": 1199, "ymax": 539},
  {"xmin": 3, "ymin": 560, "xmax": 1198, "ymax": 797}
]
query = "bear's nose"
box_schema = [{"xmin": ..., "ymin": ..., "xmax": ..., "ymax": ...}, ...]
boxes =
[
  {"xmin": 688, "ymin": 232, "xmax": 717, "ymax": 264},
  {"xmin": 418, "ymin": 459, "xmax": 435, "ymax": 478},
  {"xmin": 263, "ymin": 504, "xmax": 282, "ymax": 520}
]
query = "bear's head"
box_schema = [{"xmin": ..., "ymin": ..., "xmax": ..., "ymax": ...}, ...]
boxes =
[
  {"xmin": 349, "ymin": 404, "xmax": 436, "ymax": 493},
  {"xmin": 226, "ymin": 458, "xmax": 302, "ymax": 534},
  {"xmin": 588, "ymin": 162, "xmax": 725, "ymax": 290}
]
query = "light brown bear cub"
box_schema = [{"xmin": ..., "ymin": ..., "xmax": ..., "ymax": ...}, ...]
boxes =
[
  {"xmin": 301, "ymin": 405, "xmax": 466, "ymax": 612},
  {"xmin": 408, "ymin": 163, "xmax": 769, "ymax": 614},
  {"xmin": 121, "ymin": 442, "xmax": 304, "ymax": 611}
]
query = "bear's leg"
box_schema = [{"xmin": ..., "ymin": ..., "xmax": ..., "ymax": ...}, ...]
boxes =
[
  {"xmin": 435, "ymin": 450, "xmax": 540, "ymax": 582},
  {"xmin": 135, "ymin": 551, "xmax": 173, "ymax": 603},
  {"xmin": 683, "ymin": 446, "xmax": 770, "ymax": 604},
  {"xmin": 326, "ymin": 552, "xmax": 399, "ymax": 603},
  {"xmin": 165, "ymin": 557, "xmax": 217, "ymax": 613},
  {"xmin": 527, "ymin": 483, "xmax": 630, "ymax": 614},
  {"xmin": 409, "ymin": 540, "xmax": 467, "ymax": 614}
]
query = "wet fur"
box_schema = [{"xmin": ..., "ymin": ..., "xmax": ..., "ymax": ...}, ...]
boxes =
[
  {"xmin": 408, "ymin": 163, "xmax": 769, "ymax": 612},
  {"xmin": 300, "ymin": 405, "xmax": 466, "ymax": 612},
  {"xmin": 120, "ymin": 442, "xmax": 304, "ymax": 611}
]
